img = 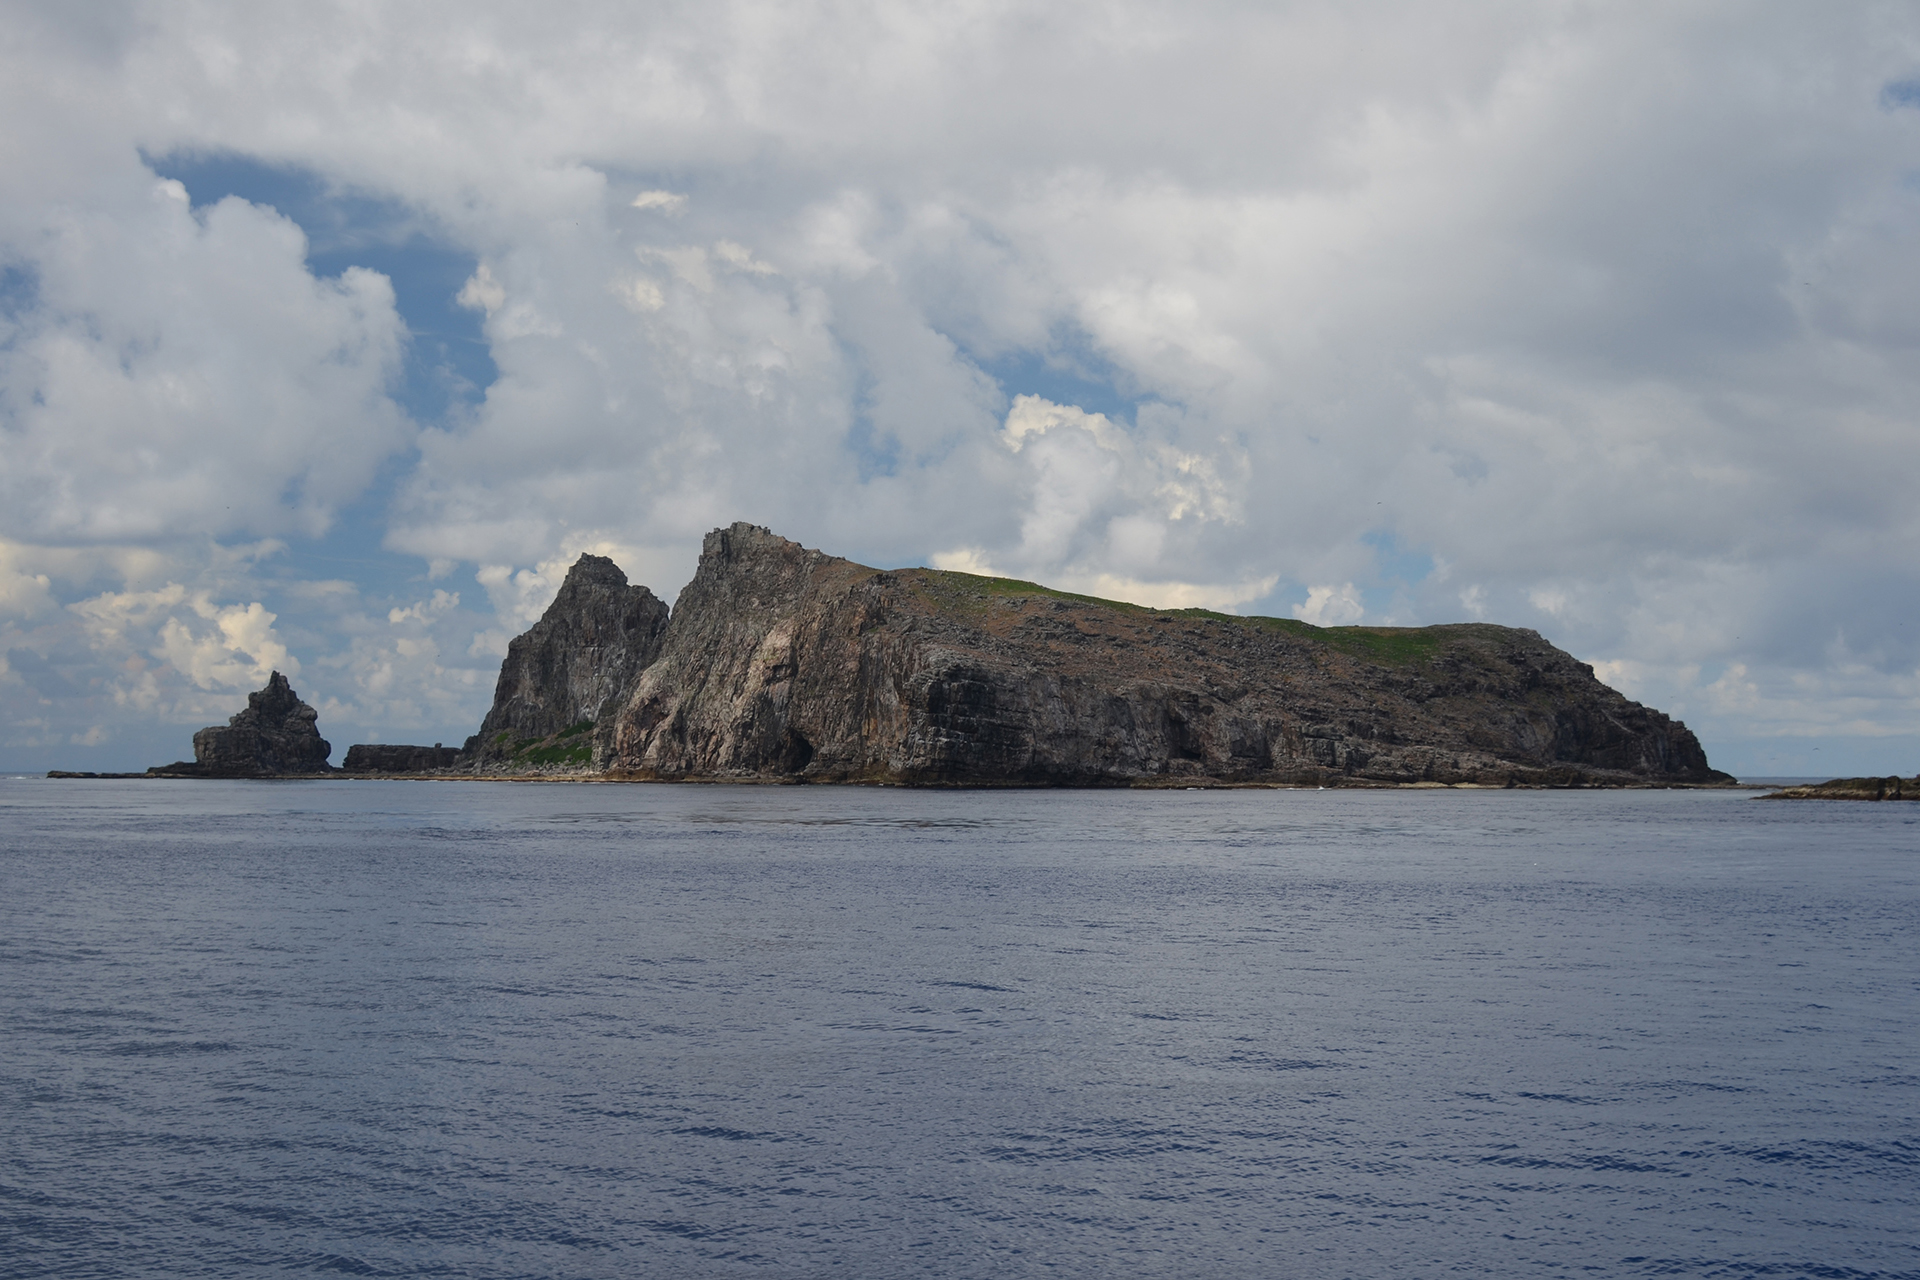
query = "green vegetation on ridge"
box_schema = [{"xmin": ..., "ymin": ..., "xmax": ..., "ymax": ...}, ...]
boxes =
[{"xmin": 915, "ymin": 569, "xmax": 1451, "ymax": 666}]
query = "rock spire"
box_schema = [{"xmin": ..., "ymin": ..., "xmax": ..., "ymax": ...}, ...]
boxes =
[
  {"xmin": 152, "ymin": 670, "xmax": 334, "ymax": 776},
  {"xmin": 467, "ymin": 553, "xmax": 670, "ymax": 766}
]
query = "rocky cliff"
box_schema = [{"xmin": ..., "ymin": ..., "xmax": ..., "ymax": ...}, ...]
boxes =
[
  {"xmin": 467, "ymin": 553, "xmax": 670, "ymax": 769},
  {"xmin": 598, "ymin": 523, "xmax": 1729, "ymax": 787},
  {"xmin": 150, "ymin": 671, "xmax": 333, "ymax": 776}
]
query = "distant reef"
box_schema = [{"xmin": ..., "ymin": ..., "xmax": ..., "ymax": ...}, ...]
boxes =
[
  {"xmin": 1759, "ymin": 775, "xmax": 1919, "ymax": 801},
  {"xmin": 94, "ymin": 524, "xmax": 1736, "ymax": 788}
]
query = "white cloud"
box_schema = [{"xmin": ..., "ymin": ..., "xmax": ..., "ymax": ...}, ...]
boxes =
[
  {"xmin": 1294, "ymin": 583, "xmax": 1365, "ymax": 627},
  {"xmin": 457, "ymin": 263, "xmax": 507, "ymax": 316},
  {"xmin": 631, "ymin": 190, "xmax": 687, "ymax": 213},
  {"xmin": 1068, "ymin": 571, "xmax": 1277, "ymax": 613},
  {"xmin": 72, "ymin": 585, "xmax": 293, "ymax": 691},
  {"xmin": 931, "ymin": 544, "xmax": 1275, "ymax": 612},
  {"xmin": 3, "ymin": 2, "xmax": 1920, "ymax": 771},
  {"xmin": 388, "ymin": 589, "xmax": 461, "ymax": 626},
  {"xmin": 930, "ymin": 547, "xmax": 1003, "ymax": 577},
  {"xmin": 156, "ymin": 602, "xmax": 290, "ymax": 691},
  {"xmin": 713, "ymin": 240, "xmax": 777, "ymax": 275},
  {"xmin": 0, "ymin": 173, "xmax": 411, "ymax": 542},
  {"xmin": 0, "ymin": 566, "xmax": 54, "ymax": 621},
  {"xmin": 1528, "ymin": 588, "xmax": 1570, "ymax": 619}
]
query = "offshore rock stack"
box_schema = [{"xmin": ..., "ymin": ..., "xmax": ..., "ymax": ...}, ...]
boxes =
[{"xmin": 147, "ymin": 671, "xmax": 334, "ymax": 777}]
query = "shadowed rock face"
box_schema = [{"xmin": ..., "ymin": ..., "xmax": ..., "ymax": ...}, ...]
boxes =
[
  {"xmin": 601, "ymin": 524, "xmax": 1730, "ymax": 787},
  {"xmin": 342, "ymin": 743, "xmax": 467, "ymax": 773},
  {"xmin": 469, "ymin": 554, "xmax": 669, "ymax": 765},
  {"xmin": 176, "ymin": 671, "xmax": 332, "ymax": 776}
]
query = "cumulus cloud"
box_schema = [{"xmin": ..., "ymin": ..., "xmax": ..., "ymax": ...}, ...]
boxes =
[
  {"xmin": 456, "ymin": 264, "xmax": 506, "ymax": 316},
  {"xmin": 72, "ymin": 584, "xmax": 293, "ymax": 690},
  {"xmin": 630, "ymin": 190, "xmax": 687, "ymax": 213},
  {"xmin": 1294, "ymin": 584, "xmax": 1365, "ymax": 628},
  {"xmin": 3, "ymin": 2, "xmax": 1920, "ymax": 772},
  {"xmin": 0, "ymin": 177, "xmax": 411, "ymax": 543}
]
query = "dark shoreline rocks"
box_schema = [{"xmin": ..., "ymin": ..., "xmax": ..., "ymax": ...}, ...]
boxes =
[
  {"xmin": 342, "ymin": 743, "xmax": 469, "ymax": 773},
  {"xmin": 1760, "ymin": 775, "xmax": 1919, "ymax": 800}
]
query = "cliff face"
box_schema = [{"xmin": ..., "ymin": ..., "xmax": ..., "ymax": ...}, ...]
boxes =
[
  {"xmin": 601, "ymin": 524, "xmax": 1729, "ymax": 786},
  {"xmin": 161, "ymin": 671, "xmax": 333, "ymax": 776},
  {"xmin": 468, "ymin": 554, "xmax": 669, "ymax": 767}
]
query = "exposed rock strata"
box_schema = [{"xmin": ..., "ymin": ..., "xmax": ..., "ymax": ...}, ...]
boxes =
[
  {"xmin": 151, "ymin": 671, "xmax": 333, "ymax": 777},
  {"xmin": 599, "ymin": 524, "xmax": 1730, "ymax": 787},
  {"xmin": 467, "ymin": 554, "xmax": 669, "ymax": 769},
  {"xmin": 342, "ymin": 743, "xmax": 469, "ymax": 773}
]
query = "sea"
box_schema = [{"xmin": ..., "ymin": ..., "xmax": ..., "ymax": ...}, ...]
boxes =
[{"xmin": 1, "ymin": 778, "xmax": 1915, "ymax": 1279}]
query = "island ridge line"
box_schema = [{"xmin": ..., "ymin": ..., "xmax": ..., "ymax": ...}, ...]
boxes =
[{"xmin": 120, "ymin": 523, "xmax": 1735, "ymax": 787}]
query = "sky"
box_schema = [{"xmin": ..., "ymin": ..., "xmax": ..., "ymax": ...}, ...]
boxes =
[{"xmin": 3, "ymin": 1, "xmax": 1919, "ymax": 778}]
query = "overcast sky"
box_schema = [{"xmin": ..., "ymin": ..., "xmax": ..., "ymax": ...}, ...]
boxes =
[{"xmin": 4, "ymin": 1, "xmax": 1918, "ymax": 777}]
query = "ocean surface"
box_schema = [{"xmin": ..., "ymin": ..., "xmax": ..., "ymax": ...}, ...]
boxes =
[{"xmin": 2, "ymin": 779, "xmax": 1915, "ymax": 1279}]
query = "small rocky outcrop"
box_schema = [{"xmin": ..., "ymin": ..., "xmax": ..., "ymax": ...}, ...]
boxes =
[
  {"xmin": 1761, "ymin": 775, "xmax": 1919, "ymax": 800},
  {"xmin": 341, "ymin": 743, "xmax": 469, "ymax": 773},
  {"xmin": 600, "ymin": 523, "xmax": 1731, "ymax": 787},
  {"xmin": 467, "ymin": 554, "xmax": 669, "ymax": 770},
  {"xmin": 150, "ymin": 671, "xmax": 333, "ymax": 777}
]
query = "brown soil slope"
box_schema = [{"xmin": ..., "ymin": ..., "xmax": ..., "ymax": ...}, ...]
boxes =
[{"xmin": 601, "ymin": 524, "xmax": 1727, "ymax": 787}]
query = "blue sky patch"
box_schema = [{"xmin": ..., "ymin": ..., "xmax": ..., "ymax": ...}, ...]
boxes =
[
  {"xmin": 138, "ymin": 153, "xmax": 493, "ymax": 628},
  {"xmin": 980, "ymin": 345, "xmax": 1143, "ymax": 424},
  {"xmin": 1882, "ymin": 78, "xmax": 1920, "ymax": 109},
  {"xmin": 146, "ymin": 151, "xmax": 497, "ymax": 426},
  {"xmin": 0, "ymin": 262, "xmax": 37, "ymax": 322},
  {"xmin": 1362, "ymin": 529, "xmax": 1436, "ymax": 588}
]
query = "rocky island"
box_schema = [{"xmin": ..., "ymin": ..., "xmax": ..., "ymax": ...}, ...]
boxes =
[
  {"xmin": 146, "ymin": 670, "xmax": 334, "ymax": 777},
  {"xmin": 588, "ymin": 524, "xmax": 1726, "ymax": 787},
  {"xmin": 102, "ymin": 523, "xmax": 1733, "ymax": 787}
]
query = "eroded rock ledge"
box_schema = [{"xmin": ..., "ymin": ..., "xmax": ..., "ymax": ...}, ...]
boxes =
[{"xmin": 342, "ymin": 744, "xmax": 468, "ymax": 774}]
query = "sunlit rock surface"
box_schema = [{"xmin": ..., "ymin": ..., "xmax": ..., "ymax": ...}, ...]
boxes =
[{"xmin": 598, "ymin": 524, "xmax": 1729, "ymax": 787}]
